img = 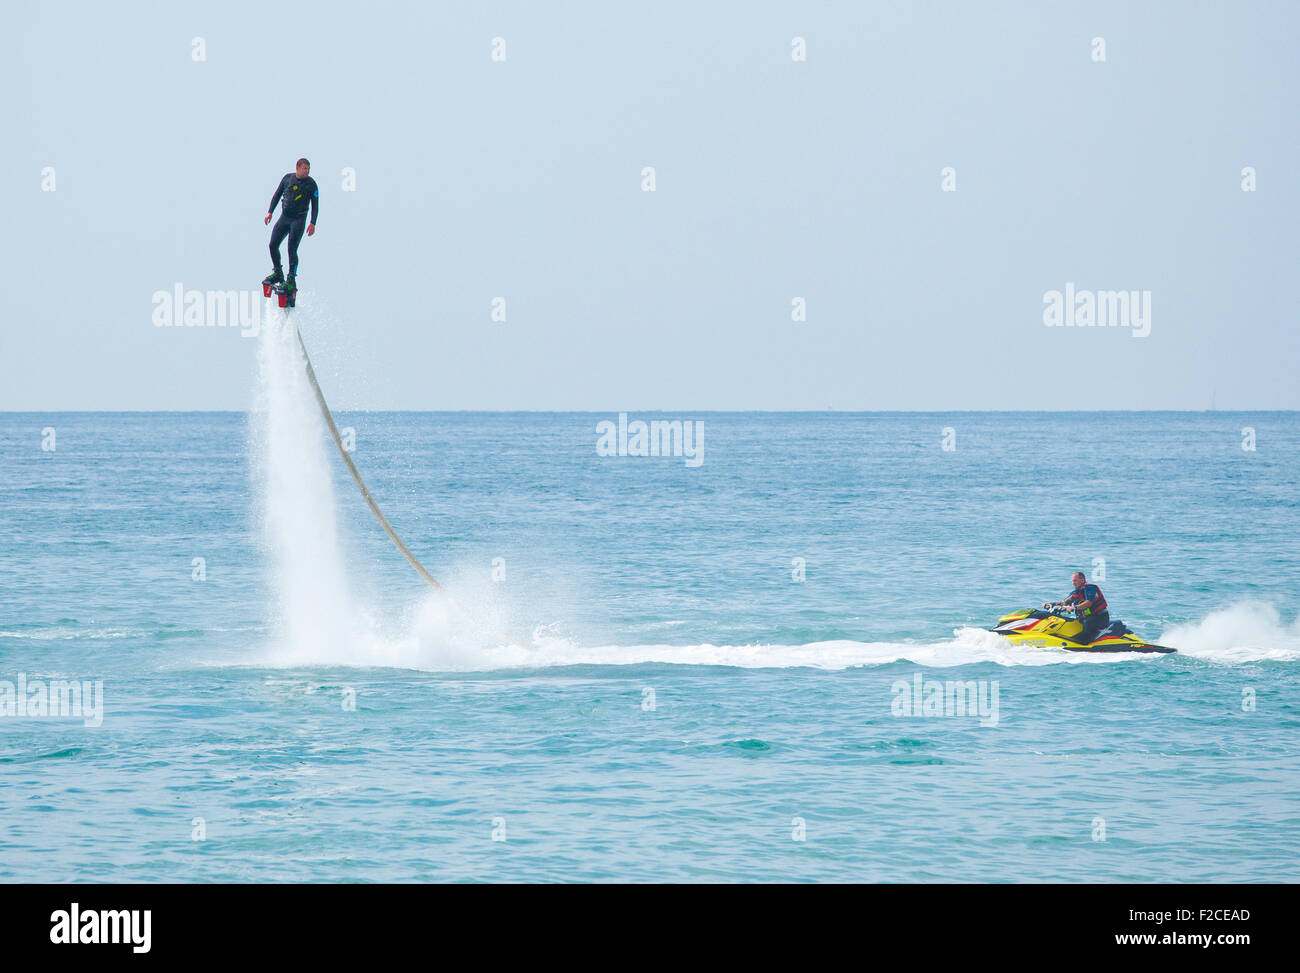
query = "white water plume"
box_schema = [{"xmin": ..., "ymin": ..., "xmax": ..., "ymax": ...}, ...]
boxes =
[{"xmin": 251, "ymin": 303, "xmax": 358, "ymax": 664}]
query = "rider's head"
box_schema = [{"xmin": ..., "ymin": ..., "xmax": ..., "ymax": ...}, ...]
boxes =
[
  {"xmin": 1072, "ymin": 571, "xmax": 1086, "ymax": 589},
  {"xmin": 295, "ymin": 158, "xmax": 311, "ymax": 178}
]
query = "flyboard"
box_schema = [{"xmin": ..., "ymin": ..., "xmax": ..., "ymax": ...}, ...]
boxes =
[{"xmin": 263, "ymin": 279, "xmax": 296, "ymax": 309}]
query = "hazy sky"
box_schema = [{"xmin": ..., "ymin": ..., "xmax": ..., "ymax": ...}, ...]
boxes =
[{"xmin": 3, "ymin": 1, "xmax": 1296, "ymax": 410}]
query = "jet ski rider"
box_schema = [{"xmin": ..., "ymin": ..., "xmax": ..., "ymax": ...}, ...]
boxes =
[{"xmin": 1043, "ymin": 572, "xmax": 1110, "ymax": 645}]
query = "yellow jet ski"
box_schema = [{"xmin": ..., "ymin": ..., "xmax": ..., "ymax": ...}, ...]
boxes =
[{"xmin": 991, "ymin": 606, "xmax": 1176, "ymax": 653}]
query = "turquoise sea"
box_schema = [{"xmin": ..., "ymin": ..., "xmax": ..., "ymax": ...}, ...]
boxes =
[{"xmin": 2, "ymin": 320, "xmax": 1298, "ymax": 881}]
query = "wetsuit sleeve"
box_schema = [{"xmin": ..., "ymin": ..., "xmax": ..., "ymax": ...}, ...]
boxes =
[
  {"xmin": 310, "ymin": 182, "xmax": 319, "ymax": 224},
  {"xmin": 267, "ymin": 174, "xmax": 287, "ymax": 215}
]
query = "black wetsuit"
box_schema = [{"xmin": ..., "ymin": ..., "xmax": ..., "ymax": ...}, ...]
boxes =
[{"xmin": 267, "ymin": 173, "xmax": 319, "ymax": 275}]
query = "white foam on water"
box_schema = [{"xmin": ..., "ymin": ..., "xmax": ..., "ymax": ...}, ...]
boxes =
[
  {"xmin": 1158, "ymin": 602, "xmax": 1300, "ymax": 663},
  {"xmin": 323, "ymin": 603, "xmax": 1300, "ymax": 673},
  {"xmin": 330, "ymin": 614, "xmax": 1153, "ymax": 672},
  {"xmin": 238, "ymin": 594, "xmax": 1300, "ymax": 674}
]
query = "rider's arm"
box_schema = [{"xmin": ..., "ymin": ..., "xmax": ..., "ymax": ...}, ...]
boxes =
[
  {"xmin": 267, "ymin": 175, "xmax": 286, "ymax": 216},
  {"xmin": 309, "ymin": 182, "xmax": 319, "ymax": 225}
]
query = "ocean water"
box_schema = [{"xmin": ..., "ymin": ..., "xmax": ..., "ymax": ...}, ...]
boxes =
[{"xmin": 2, "ymin": 311, "xmax": 1298, "ymax": 882}]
